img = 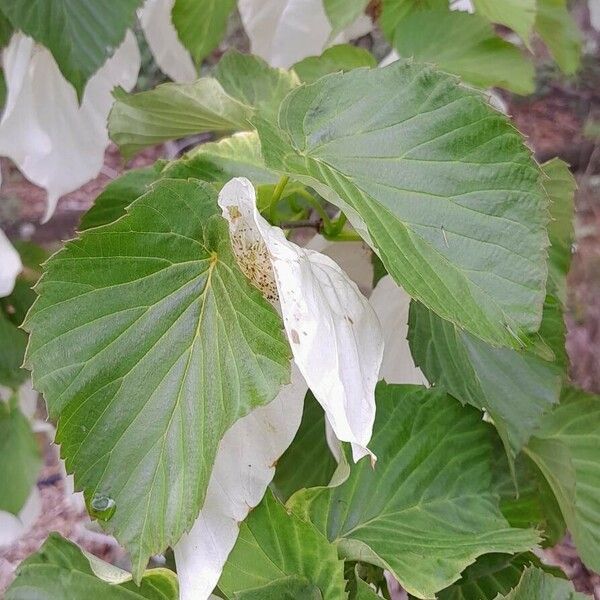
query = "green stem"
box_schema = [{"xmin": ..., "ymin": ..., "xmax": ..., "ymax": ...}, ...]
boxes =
[
  {"xmin": 330, "ymin": 212, "xmax": 347, "ymax": 236},
  {"xmin": 269, "ymin": 175, "xmax": 290, "ymax": 221},
  {"xmin": 323, "ymin": 229, "xmax": 363, "ymax": 242}
]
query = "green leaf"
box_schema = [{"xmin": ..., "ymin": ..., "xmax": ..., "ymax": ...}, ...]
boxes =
[
  {"xmin": 219, "ymin": 492, "xmax": 347, "ymax": 600},
  {"xmin": 0, "ymin": 0, "xmax": 142, "ymax": 100},
  {"xmin": 0, "ymin": 310, "xmax": 28, "ymax": 389},
  {"xmin": 255, "ymin": 61, "xmax": 548, "ymax": 348},
  {"xmin": 24, "ymin": 178, "xmax": 291, "ymax": 578},
  {"xmin": 472, "ymin": 0, "xmax": 537, "ymax": 45},
  {"xmin": 433, "ymin": 553, "xmax": 566, "ymax": 600},
  {"xmin": 108, "ymin": 81, "xmax": 251, "ymax": 159},
  {"xmin": 292, "ymin": 45, "xmax": 377, "ymax": 84},
  {"xmin": 288, "ymin": 384, "xmax": 538, "ymax": 599},
  {"xmin": 526, "ymin": 387, "xmax": 600, "ymax": 574},
  {"xmin": 0, "ymin": 9, "xmax": 13, "ymax": 48},
  {"xmin": 0, "ymin": 402, "xmax": 41, "ymax": 514},
  {"xmin": 407, "ymin": 298, "xmax": 563, "ymax": 457},
  {"xmin": 80, "ymin": 163, "xmax": 167, "ymax": 231},
  {"xmin": 232, "ymin": 577, "xmax": 323, "ymax": 599},
  {"xmin": 214, "ymin": 51, "xmax": 300, "ymax": 123},
  {"xmin": 535, "ymin": 0, "xmax": 581, "ymax": 75},
  {"xmin": 6, "ymin": 533, "xmax": 179, "ymax": 599},
  {"xmin": 272, "ymin": 391, "xmax": 337, "ymax": 502},
  {"xmin": 389, "ymin": 10, "xmax": 535, "ymax": 95},
  {"xmin": 379, "ymin": 0, "xmax": 447, "ymax": 39},
  {"xmin": 323, "ymin": 0, "xmax": 370, "ymax": 35},
  {"xmin": 492, "ymin": 433, "xmax": 566, "ymax": 547},
  {"xmin": 542, "ymin": 159, "xmax": 576, "ymax": 305},
  {"xmin": 495, "ymin": 566, "xmax": 589, "ymax": 599},
  {"xmin": 172, "ymin": 0, "xmax": 235, "ymax": 64}
]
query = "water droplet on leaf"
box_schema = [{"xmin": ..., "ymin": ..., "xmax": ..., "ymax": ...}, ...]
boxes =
[{"xmin": 88, "ymin": 494, "xmax": 116, "ymax": 521}]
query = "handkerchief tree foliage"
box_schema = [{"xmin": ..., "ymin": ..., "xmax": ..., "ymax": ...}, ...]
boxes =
[{"xmin": 1, "ymin": 1, "xmax": 598, "ymax": 599}]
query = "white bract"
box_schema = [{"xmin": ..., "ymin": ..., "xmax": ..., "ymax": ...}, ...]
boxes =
[
  {"xmin": 238, "ymin": 0, "xmax": 372, "ymax": 67},
  {"xmin": 219, "ymin": 177, "xmax": 383, "ymax": 462},
  {"xmin": 370, "ymin": 276, "xmax": 428, "ymax": 386},
  {"xmin": 174, "ymin": 366, "xmax": 305, "ymax": 600},
  {"xmin": 138, "ymin": 0, "xmax": 197, "ymax": 82},
  {"xmin": 0, "ymin": 229, "xmax": 21, "ymax": 298},
  {"xmin": 0, "ymin": 32, "xmax": 140, "ymax": 221}
]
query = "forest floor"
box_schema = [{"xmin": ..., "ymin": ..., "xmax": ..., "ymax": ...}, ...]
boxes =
[{"xmin": 1, "ymin": 26, "xmax": 600, "ymax": 600}]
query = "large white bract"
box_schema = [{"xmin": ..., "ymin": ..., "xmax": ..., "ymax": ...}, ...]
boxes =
[
  {"xmin": 0, "ymin": 32, "xmax": 140, "ymax": 221},
  {"xmin": 238, "ymin": 0, "xmax": 372, "ymax": 67},
  {"xmin": 0, "ymin": 229, "xmax": 21, "ymax": 298},
  {"xmin": 219, "ymin": 177, "xmax": 383, "ymax": 462}
]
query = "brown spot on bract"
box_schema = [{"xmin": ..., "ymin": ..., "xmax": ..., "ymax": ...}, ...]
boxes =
[
  {"xmin": 345, "ymin": 316, "xmax": 354, "ymax": 324},
  {"xmin": 290, "ymin": 329, "xmax": 300, "ymax": 344}
]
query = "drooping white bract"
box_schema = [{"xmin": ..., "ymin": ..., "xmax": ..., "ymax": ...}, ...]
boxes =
[
  {"xmin": 220, "ymin": 177, "xmax": 383, "ymax": 462},
  {"xmin": 174, "ymin": 366, "xmax": 305, "ymax": 600},
  {"xmin": 0, "ymin": 229, "xmax": 21, "ymax": 298},
  {"xmin": 0, "ymin": 32, "xmax": 140, "ymax": 222},
  {"xmin": 370, "ymin": 276, "xmax": 428, "ymax": 386},
  {"xmin": 138, "ymin": 0, "xmax": 197, "ymax": 82},
  {"xmin": 238, "ymin": 0, "xmax": 372, "ymax": 68}
]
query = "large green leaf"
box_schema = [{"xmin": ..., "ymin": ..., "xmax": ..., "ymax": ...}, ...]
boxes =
[
  {"xmin": 0, "ymin": 400, "xmax": 41, "ymax": 514},
  {"xmin": 472, "ymin": 0, "xmax": 537, "ymax": 44},
  {"xmin": 219, "ymin": 492, "xmax": 347, "ymax": 600},
  {"xmin": 542, "ymin": 159, "xmax": 576, "ymax": 304},
  {"xmin": 288, "ymin": 384, "xmax": 538, "ymax": 599},
  {"xmin": 272, "ymin": 391, "xmax": 337, "ymax": 502},
  {"xmin": 389, "ymin": 10, "xmax": 535, "ymax": 94},
  {"xmin": 536, "ymin": 0, "xmax": 581, "ymax": 75},
  {"xmin": 24, "ymin": 179, "xmax": 291, "ymax": 578},
  {"xmin": 495, "ymin": 566, "xmax": 589, "ymax": 600},
  {"xmin": 214, "ymin": 51, "xmax": 299, "ymax": 123},
  {"xmin": 407, "ymin": 298, "xmax": 563, "ymax": 457},
  {"xmin": 292, "ymin": 45, "xmax": 377, "ymax": 84},
  {"xmin": 6, "ymin": 533, "xmax": 179, "ymax": 599},
  {"xmin": 0, "ymin": 310, "xmax": 28, "ymax": 389},
  {"xmin": 172, "ymin": 0, "xmax": 235, "ymax": 64},
  {"xmin": 323, "ymin": 0, "xmax": 370, "ymax": 35},
  {"xmin": 526, "ymin": 387, "xmax": 600, "ymax": 574},
  {"xmin": 433, "ymin": 553, "xmax": 565, "ymax": 600},
  {"xmin": 108, "ymin": 81, "xmax": 251, "ymax": 159},
  {"xmin": 0, "ymin": 0, "xmax": 142, "ymax": 100},
  {"xmin": 255, "ymin": 61, "xmax": 548, "ymax": 347}
]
